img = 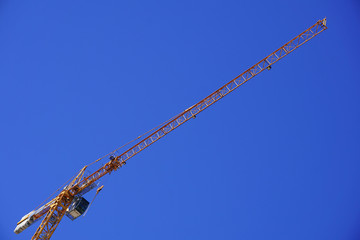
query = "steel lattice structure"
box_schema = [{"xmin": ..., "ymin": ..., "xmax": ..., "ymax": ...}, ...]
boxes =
[{"xmin": 14, "ymin": 18, "xmax": 327, "ymax": 240}]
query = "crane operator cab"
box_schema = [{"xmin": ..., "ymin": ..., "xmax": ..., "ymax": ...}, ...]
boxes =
[{"xmin": 65, "ymin": 197, "xmax": 90, "ymax": 220}]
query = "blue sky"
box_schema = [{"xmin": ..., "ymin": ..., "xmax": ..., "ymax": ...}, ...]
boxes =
[{"xmin": 1, "ymin": 1, "xmax": 360, "ymax": 240}]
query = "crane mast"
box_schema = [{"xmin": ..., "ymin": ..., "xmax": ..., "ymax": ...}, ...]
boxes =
[{"xmin": 15, "ymin": 18, "xmax": 327, "ymax": 240}]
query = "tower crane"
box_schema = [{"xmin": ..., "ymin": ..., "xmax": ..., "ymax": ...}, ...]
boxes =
[{"xmin": 14, "ymin": 18, "xmax": 327, "ymax": 240}]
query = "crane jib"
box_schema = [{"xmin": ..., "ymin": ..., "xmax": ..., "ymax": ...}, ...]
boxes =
[
  {"xmin": 74, "ymin": 18, "xmax": 328, "ymax": 191},
  {"xmin": 14, "ymin": 18, "xmax": 327, "ymax": 240}
]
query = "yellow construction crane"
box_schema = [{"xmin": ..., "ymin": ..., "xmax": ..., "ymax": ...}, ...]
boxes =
[{"xmin": 14, "ymin": 18, "xmax": 327, "ymax": 240}]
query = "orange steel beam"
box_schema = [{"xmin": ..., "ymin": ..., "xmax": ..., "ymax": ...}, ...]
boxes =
[
  {"xmin": 31, "ymin": 192, "xmax": 73, "ymax": 240},
  {"xmin": 29, "ymin": 18, "xmax": 327, "ymax": 240},
  {"xmin": 72, "ymin": 18, "xmax": 328, "ymax": 193}
]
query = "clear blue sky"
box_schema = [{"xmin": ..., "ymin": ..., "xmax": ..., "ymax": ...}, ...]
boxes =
[{"xmin": 1, "ymin": 1, "xmax": 360, "ymax": 240}]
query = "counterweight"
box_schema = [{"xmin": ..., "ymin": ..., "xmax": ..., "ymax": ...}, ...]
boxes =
[{"xmin": 14, "ymin": 18, "xmax": 327, "ymax": 240}]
